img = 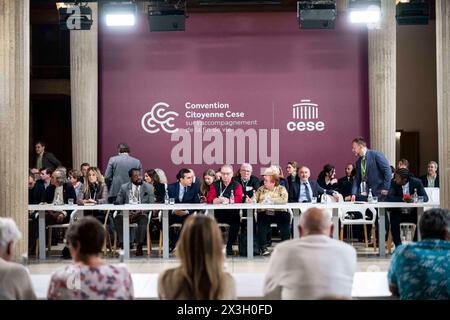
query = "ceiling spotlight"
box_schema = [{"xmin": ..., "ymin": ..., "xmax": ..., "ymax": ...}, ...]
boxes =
[
  {"xmin": 297, "ymin": 1, "xmax": 336, "ymax": 30},
  {"xmin": 349, "ymin": 0, "xmax": 381, "ymax": 24},
  {"xmin": 103, "ymin": 2, "xmax": 137, "ymax": 27}
]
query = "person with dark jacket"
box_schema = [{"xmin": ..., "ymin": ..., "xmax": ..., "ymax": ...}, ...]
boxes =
[
  {"xmin": 167, "ymin": 168, "xmax": 201, "ymax": 251},
  {"xmin": 337, "ymin": 163, "xmax": 355, "ymax": 201},
  {"xmin": 387, "ymin": 168, "xmax": 428, "ymax": 247},
  {"xmin": 28, "ymin": 173, "xmax": 46, "ymax": 255},
  {"xmin": 419, "ymin": 161, "xmax": 439, "ymax": 188},
  {"xmin": 233, "ymin": 163, "xmax": 260, "ymax": 202},
  {"xmin": 34, "ymin": 141, "xmax": 61, "ymax": 171},
  {"xmin": 317, "ymin": 164, "xmax": 339, "ymax": 191}
]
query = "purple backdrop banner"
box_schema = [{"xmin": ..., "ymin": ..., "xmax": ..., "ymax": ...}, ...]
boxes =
[{"xmin": 99, "ymin": 12, "xmax": 369, "ymax": 180}]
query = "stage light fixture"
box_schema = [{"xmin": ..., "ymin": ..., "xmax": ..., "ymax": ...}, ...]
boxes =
[
  {"xmin": 297, "ymin": 1, "xmax": 336, "ymax": 30},
  {"xmin": 396, "ymin": 1, "xmax": 429, "ymax": 25},
  {"xmin": 103, "ymin": 2, "xmax": 137, "ymax": 27},
  {"xmin": 148, "ymin": 1, "xmax": 186, "ymax": 32},
  {"xmin": 348, "ymin": 0, "xmax": 381, "ymax": 24}
]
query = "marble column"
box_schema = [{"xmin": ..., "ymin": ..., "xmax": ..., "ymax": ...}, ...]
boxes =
[
  {"xmin": 0, "ymin": 0, "xmax": 30, "ymax": 258},
  {"xmin": 368, "ymin": 0, "xmax": 396, "ymax": 165},
  {"xmin": 435, "ymin": 1, "xmax": 450, "ymax": 209},
  {"xmin": 71, "ymin": 3, "xmax": 98, "ymax": 168}
]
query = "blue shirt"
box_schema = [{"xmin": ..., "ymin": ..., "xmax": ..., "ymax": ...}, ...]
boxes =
[
  {"xmin": 387, "ymin": 239, "xmax": 450, "ymax": 300},
  {"xmin": 298, "ymin": 181, "xmax": 313, "ymax": 202}
]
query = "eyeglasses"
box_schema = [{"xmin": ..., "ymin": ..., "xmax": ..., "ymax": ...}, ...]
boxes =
[{"xmin": 221, "ymin": 171, "xmax": 232, "ymax": 175}]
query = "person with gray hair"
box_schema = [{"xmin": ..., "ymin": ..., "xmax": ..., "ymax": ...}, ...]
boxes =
[
  {"xmin": 420, "ymin": 160, "xmax": 439, "ymax": 188},
  {"xmin": 388, "ymin": 208, "xmax": 450, "ymax": 300},
  {"xmin": 233, "ymin": 163, "xmax": 260, "ymax": 203},
  {"xmin": 0, "ymin": 218, "xmax": 37, "ymax": 299},
  {"xmin": 263, "ymin": 207, "xmax": 357, "ymax": 299}
]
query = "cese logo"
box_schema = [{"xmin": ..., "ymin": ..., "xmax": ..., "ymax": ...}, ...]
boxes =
[
  {"xmin": 287, "ymin": 121, "xmax": 325, "ymax": 132},
  {"xmin": 287, "ymin": 100, "xmax": 326, "ymax": 132}
]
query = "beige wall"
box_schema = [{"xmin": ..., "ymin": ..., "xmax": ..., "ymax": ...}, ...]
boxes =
[{"xmin": 396, "ymin": 21, "xmax": 438, "ymax": 176}]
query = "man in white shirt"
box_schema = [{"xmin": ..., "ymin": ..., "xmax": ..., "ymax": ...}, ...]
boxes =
[
  {"xmin": 0, "ymin": 218, "xmax": 37, "ymax": 300},
  {"xmin": 263, "ymin": 207, "xmax": 357, "ymax": 299}
]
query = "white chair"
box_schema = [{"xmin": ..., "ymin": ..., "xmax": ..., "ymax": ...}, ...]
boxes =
[
  {"xmin": 46, "ymin": 209, "xmax": 81, "ymax": 254},
  {"xmin": 424, "ymin": 187, "xmax": 440, "ymax": 207},
  {"xmin": 339, "ymin": 206, "xmax": 377, "ymax": 251}
]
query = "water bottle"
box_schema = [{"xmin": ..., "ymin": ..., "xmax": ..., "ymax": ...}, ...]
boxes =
[
  {"xmin": 164, "ymin": 191, "xmax": 169, "ymax": 204},
  {"xmin": 413, "ymin": 188, "xmax": 418, "ymax": 203},
  {"xmin": 320, "ymin": 194, "xmax": 326, "ymax": 204},
  {"xmin": 368, "ymin": 188, "xmax": 373, "ymax": 203},
  {"xmin": 229, "ymin": 190, "xmax": 235, "ymax": 204},
  {"xmin": 251, "ymin": 190, "xmax": 257, "ymax": 204}
]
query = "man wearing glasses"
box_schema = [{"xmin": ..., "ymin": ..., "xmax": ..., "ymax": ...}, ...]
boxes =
[
  {"xmin": 207, "ymin": 164, "xmax": 244, "ymax": 256},
  {"xmin": 233, "ymin": 163, "xmax": 260, "ymax": 203}
]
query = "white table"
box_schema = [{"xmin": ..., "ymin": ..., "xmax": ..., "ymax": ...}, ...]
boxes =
[
  {"xmin": 29, "ymin": 201, "xmax": 439, "ymax": 260},
  {"xmin": 30, "ymin": 271, "xmax": 391, "ymax": 299}
]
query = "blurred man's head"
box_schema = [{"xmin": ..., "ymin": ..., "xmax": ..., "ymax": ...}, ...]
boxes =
[
  {"xmin": 35, "ymin": 141, "xmax": 45, "ymax": 155},
  {"xmin": 220, "ymin": 165, "xmax": 234, "ymax": 184},
  {"xmin": 240, "ymin": 163, "xmax": 252, "ymax": 181},
  {"xmin": 351, "ymin": 137, "xmax": 367, "ymax": 157},
  {"xmin": 419, "ymin": 208, "xmax": 450, "ymax": 241},
  {"xmin": 298, "ymin": 208, "xmax": 333, "ymax": 238},
  {"xmin": 345, "ymin": 164, "xmax": 354, "ymax": 177},
  {"xmin": 394, "ymin": 168, "xmax": 410, "ymax": 186},
  {"xmin": 177, "ymin": 169, "xmax": 193, "ymax": 187},
  {"xmin": 128, "ymin": 168, "xmax": 142, "ymax": 185},
  {"xmin": 397, "ymin": 159, "xmax": 409, "ymax": 170},
  {"xmin": 427, "ymin": 161, "xmax": 438, "ymax": 176},
  {"xmin": 80, "ymin": 163, "xmax": 90, "ymax": 177},
  {"xmin": 51, "ymin": 169, "xmax": 66, "ymax": 187},
  {"xmin": 298, "ymin": 166, "xmax": 310, "ymax": 182}
]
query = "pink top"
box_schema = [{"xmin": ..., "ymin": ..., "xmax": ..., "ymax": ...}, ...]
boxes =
[{"xmin": 47, "ymin": 264, "xmax": 134, "ymax": 300}]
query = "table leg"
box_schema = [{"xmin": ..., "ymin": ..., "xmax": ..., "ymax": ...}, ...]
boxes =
[
  {"xmin": 378, "ymin": 208, "xmax": 386, "ymax": 258},
  {"xmin": 163, "ymin": 210, "xmax": 169, "ymax": 259},
  {"xmin": 123, "ymin": 210, "xmax": 130, "ymax": 260},
  {"xmin": 247, "ymin": 209, "xmax": 253, "ymax": 259},
  {"xmin": 38, "ymin": 210, "xmax": 46, "ymax": 260},
  {"xmin": 332, "ymin": 208, "xmax": 339, "ymax": 239},
  {"xmin": 417, "ymin": 207, "xmax": 424, "ymax": 240},
  {"xmin": 293, "ymin": 209, "xmax": 300, "ymax": 239}
]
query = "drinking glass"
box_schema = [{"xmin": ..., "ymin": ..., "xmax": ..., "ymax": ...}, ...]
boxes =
[
  {"xmin": 360, "ymin": 181, "xmax": 367, "ymax": 195},
  {"xmin": 68, "ymin": 198, "xmax": 74, "ymax": 205},
  {"xmin": 372, "ymin": 196, "xmax": 378, "ymax": 203},
  {"xmin": 418, "ymin": 196, "xmax": 424, "ymax": 203},
  {"xmin": 311, "ymin": 197, "xmax": 317, "ymax": 204},
  {"xmin": 169, "ymin": 198, "xmax": 175, "ymax": 205}
]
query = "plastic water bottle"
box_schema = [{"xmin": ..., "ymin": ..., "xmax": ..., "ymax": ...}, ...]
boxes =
[
  {"xmin": 367, "ymin": 188, "xmax": 373, "ymax": 203},
  {"xmin": 251, "ymin": 190, "xmax": 257, "ymax": 204},
  {"xmin": 320, "ymin": 194, "xmax": 326, "ymax": 204},
  {"xmin": 413, "ymin": 188, "xmax": 418, "ymax": 203},
  {"xmin": 164, "ymin": 192, "xmax": 169, "ymax": 204},
  {"xmin": 230, "ymin": 190, "xmax": 235, "ymax": 204}
]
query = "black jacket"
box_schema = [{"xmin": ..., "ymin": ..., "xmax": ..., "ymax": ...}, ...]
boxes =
[
  {"xmin": 387, "ymin": 177, "xmax": 428, "ymax": 202},
  {"xmin": 35, "ymin": 152, "xmax": 61, "ymax": 170},
  {"xmin": 233, "ymin": 175, "xmax": 260, "ymax": 202},
  {"xmin": 45, "ymin": 183, "xmax": 76, "ymax": 204},
  {"xmin": 337, "ymin": 176, "xmax": 354, "ymax": 198},
  {"xmin": 29, "ymin": 183, "xmax": 46, "ymax": 204},
  {"xmin": 288, "ymin": 177, "xmax": 334, "ymax": 203},
  {"xmin": 419, "ymin": 174, "xmax": 439, "ymax": 188}
]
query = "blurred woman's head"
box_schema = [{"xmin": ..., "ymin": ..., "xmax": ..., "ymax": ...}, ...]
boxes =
[
  {"xmin": 145, "ymin": 169, "xmax": 160, "ymax": 185},
  {"xmin": 68, "ymin": 169, "xmax": 81, "ymax": 185},
  {"xmin": 66, "ymin": 217, "xmax": 105, "ymax": 262},
  {"xmin": 87, "ymin": 167, "xmax": 104, "ymax": 185},
  {"xmin": 175, "ymin": 215, "xmax": 226, "ymax": 299},
  {"xmin": 318, "ymin": 164, "xmax": 336, "ymax": 180},
  {"xmin": 154, "ymin": 168, "xmax": 168, "ymax": 185}
]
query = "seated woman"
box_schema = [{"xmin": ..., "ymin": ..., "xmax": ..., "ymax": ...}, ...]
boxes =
[
  {"xmin": 317, "ymin": 164, "xmax": 339, "ymax": 191},
  {"xmin": 144, "ymin": 169, "xmax": 166, "ymax": 203},
  {"xmin": 47, "ymin": 216, "xmax": 133, "ymax": 300},
  {"xmin": 77, "ymin": 167, "xmax": 108, "ymax": 221},
  {"xmin": 248, "ymin": 170, "xmax": 289, "ymax": 256},
  {"xmin": 68, "ymin": 169, "xmax": 83, "ymax": 198},
  {"xmin": 158, "ymin": 215, "xmax": 236, "ymax": 299},
  {"xmin": 200, "ymin": 169, "xmax": 215, "ymax": 203}
]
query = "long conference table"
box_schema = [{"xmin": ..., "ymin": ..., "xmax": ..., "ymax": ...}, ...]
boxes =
[{"xmin": 29, "ymin": 201, "xmax": 439, "ymax": 260}]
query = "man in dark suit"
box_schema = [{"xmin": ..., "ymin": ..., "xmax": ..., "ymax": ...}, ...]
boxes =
[
  {"xmin": 290, "ymin": 166, "xmax": 340, "ymax": 203},
  {"xmin": 387, "ymin": 168, "xmax": 428, "ymax": 247},
  {"xmin": 167, "ymin": 168, "xmax": 200, "ymax": 251},
  {"xmin": 337, "ymin": 163, "xmax": 355, "ymax": 201},
  {"xmin": 233, "ymin": 163, "xmax": 260, "ymax": 202},
  {"xmin": 115, "ymin": 168, "xmax": 155, "ymax": 256},
  {"xmin": 28, "ymin": 173, "xmax": 46, "ymax": 254},
  {"xmin": 351, "ymin": 137, "xmax": 392, "ymax": 201},
  {"xmin": 420, "ymin": 161, "xmax": 439, "ymax": 188},
  {"xmin": 34, "ymin": 141, "xmax": 61, "ymax": 171},
  {"xmin": 44, "ymin": 169, "xmax": 76, "ymax": 225}
]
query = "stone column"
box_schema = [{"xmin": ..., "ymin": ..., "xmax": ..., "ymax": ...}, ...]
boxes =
[
  {"xmin": 368, "ymin": 0, "xmax": 396, "ymax": 165},
  {"xmin": 0, "ymin": 0, "xmax": 30, "ymax": 258},
  {"xmin": 71, "ymin": 3, "xmax": 98, "ymax": 168},
  {"xmin": 436, "ymin": 1, "xmax": 450, "ymax": 209}
]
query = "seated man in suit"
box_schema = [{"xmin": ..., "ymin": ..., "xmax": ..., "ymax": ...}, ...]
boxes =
[
  {"xmin": 233, "ymin": 163, "xmax": 260, "ymax": 202},
  {"xmin": 420, "ymin": 160, "xmax": 439, "ymax": 188},
  {"xmin": 387, "ymin": 168, "xmax": 428, "ymax": 248},
  {"xmin": 114, "ymin": 168, "xmax": 155, "ymax": 256},
  {"xmin": 292, "ymin": 166, "xmax": 340, "ymax": 203},
  {"xmin": 167, "ymin": 168, "xmax": 200, "ymax": 252},
  {"xmin": 337, "ymin": 163, "xmax": 355, "ymax": 201}
]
